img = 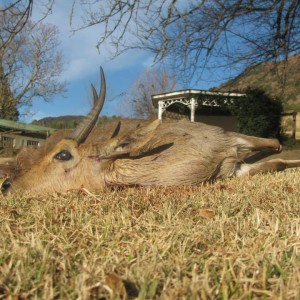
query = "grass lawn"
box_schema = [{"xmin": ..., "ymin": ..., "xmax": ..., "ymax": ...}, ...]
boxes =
[{"xmin": 0, "ymin": 170, "xmax": 300, "ymax": 299}]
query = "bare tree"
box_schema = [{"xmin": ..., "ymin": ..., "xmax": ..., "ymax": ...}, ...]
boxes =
[
  {"xmin": 0, "ymin": 12, "xmax": 66, "ymax": 120},
  {"xmin": 0, "ymin": 1, "xmax": 56, "ymax": 50},
  {"xmin": 122, "ymin": 68, "xmax": 176, "ymax": 119},
  {"xmin": 70, "ymin": 0, "xmax": 300, "ymax": 87},
  {"xmin": 0, "ymin": 0, "xmax": 34, "ymax": 51},
  {"xmin": 3, "ymin": 1, "xmax": 298, "ymax": 95},
  {"xmin": 0, "ymin": 60, "xmax": 18, "ymax": 120}
]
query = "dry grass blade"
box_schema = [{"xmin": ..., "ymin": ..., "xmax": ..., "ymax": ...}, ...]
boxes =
[{"xmin": 0, "ymin": 170, "xmax": 300, "ymax": 299}]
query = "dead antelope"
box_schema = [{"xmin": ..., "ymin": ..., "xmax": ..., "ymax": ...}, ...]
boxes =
[{"xmin": 1, "ymin": 67, "xmax": 300, "ymax": 196}]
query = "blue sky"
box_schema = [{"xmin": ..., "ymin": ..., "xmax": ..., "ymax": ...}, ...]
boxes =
[
  {"xmin": 20, "ymin": 1, "xmax": 227, "ymax": 123},
  {"xmin": 18, "ymin": 1, "xmax": 154, "ymax": 122}
]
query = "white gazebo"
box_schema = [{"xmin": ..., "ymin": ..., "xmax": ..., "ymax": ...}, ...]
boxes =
[{"xmin": 151, "ymin": 89, "xmax": 245, "ymax": 122}]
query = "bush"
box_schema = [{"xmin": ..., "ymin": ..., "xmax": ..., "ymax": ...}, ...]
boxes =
[{"xmin": 230, "ymin": 88, "xmax": 283, "ymax": 138}]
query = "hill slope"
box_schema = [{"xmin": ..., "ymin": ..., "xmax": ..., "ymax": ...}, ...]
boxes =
[
  {"xmin": 216, "ymin": 53, "xmax": 300, "ymax": 110},
  {"xmin": 32, "ymin": 115, "xmax": 84, "ymax": 129},
  {"xmin": 32, "ymin": 115, "xmax": 120, "ymax": 129}
]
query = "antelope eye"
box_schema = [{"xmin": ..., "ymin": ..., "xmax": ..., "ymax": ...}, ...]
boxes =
[{"xmin": 54, "ymin": 150, "xmax": 73, "ymax": 161}]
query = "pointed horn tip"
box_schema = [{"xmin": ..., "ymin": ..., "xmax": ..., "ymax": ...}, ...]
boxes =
[
  {"xmin": 100, "ymin": 66, "xmax": 104, "ymax": 74},
  {"xmin": 100, "ymin": 66, "xmax": 106, "ymax": 87},
  {"xmin": 90, "ymin": 66, "xmax": 105, "ymax": 104},
  {"xmin": 91, "ymin": 83, "xmax": 97, "ymax": 95},
  {"xmin": 68, "ymin": 66, "xmax": 106, "ymax": 144},
  {"xmin": 99, "ymin": 66, "xmax": 106, "ymax": 101},
  {"xmin": 99, "ymin": 65, "xmax": 104, "ymax": 78}
]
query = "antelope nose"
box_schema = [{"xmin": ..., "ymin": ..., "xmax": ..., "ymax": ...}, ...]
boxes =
[{"xmin": 1, "ymin": 179, "xmax": 11, "ymax": 195}]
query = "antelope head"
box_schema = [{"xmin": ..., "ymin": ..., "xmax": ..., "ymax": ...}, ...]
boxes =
[
  {"xmin": 0, "ymin": 67, "xmax": 159, "ymax": 195},
  {"xmin": 0, "ymin": 68, "xmax": 105, "ymax": 195}
]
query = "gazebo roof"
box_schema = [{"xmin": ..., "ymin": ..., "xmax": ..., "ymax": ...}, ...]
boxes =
[{"xmin": 151, "ymin": 89, "xmax": 245, "ymax": 108}]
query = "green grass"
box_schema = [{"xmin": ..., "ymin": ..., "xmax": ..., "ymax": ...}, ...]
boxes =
[
  {"xmin": 1, "ymin": 171, "xmax": 300, "ymax": 299},
  {"xmin": 285, "ymin": 102, "xmax": 300, "ymax": 112}
]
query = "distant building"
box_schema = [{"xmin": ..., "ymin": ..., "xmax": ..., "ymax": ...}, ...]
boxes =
[
  {"xmin": 151, "ymin": 90, "xmax": 298, "ymax": 138},
  {"xmin": 151, "ymin": 89, "xmax": 245, "ymax": 131},
  {"xmin": 0, "ymin": 119, "xmax": 55, "ymax": 150}
]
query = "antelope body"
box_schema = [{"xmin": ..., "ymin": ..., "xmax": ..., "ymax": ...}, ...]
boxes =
[{"xmin": 1, "ymin": 67, "xmax": 300, "ymax": 196}]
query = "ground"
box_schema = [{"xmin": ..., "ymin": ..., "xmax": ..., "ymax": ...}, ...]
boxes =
[
  {"xmin": 0, "ymin": 170, "xmax": 299, "ymax": 299},
  {"xmin": 0, "ymin": 138, "xmax": 300, "ymax": 298}
]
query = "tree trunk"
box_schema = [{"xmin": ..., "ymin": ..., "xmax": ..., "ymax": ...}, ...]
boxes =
[{"xmin": 0, "ymin": 55, "xmax": 19, "ymax": 121}]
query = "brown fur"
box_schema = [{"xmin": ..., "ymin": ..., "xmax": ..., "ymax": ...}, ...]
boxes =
[
  {"xmin": 1, "ymin": 66, "xmax": 300, "ymax": 196},
  {"xmin": 1, "ymin": 117, "xmax": 300, "ymax": 196}
]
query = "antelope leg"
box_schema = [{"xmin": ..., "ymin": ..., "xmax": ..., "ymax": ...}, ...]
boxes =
[
  {"xmin": 230, "ymin": 132, "xmax": 282, "ymax": 152},
  {"xmin": 236, "ymin": 159, "xmax": 300, "ymax": 176}
]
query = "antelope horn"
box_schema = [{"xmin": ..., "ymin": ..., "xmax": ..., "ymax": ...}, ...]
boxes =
[{"xmin": 68, "ymin": 66, "xmax": 106, "ymax": 144}]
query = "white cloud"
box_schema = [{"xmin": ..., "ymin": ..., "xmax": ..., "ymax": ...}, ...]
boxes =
[
  {"xmin": 33, "ymin": 3, "xmax": 104, "ymax": 81},
  {"xmin": 23, "ymin": 1, "xmax": 155, "ymax": 122},
  {"xmin": 32, "ymin": 2, "xmax": 153, "ymax": 82}
]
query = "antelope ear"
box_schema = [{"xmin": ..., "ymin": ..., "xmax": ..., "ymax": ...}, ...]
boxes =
[
  {"xmin": 103, "ymin": 119, "xmax": 161, "ymax": 157},
  {"xmin": 110, "ymin": 121, "xmax": 121, "ymax": 139}
]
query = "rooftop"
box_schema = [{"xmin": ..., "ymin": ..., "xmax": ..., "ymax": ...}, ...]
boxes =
[{"xmin": 0, "ymin": 118, "xmax": 56, "ymax": 134}]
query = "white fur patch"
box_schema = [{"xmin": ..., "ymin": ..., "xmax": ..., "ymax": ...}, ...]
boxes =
[{"xmin": 235, "ymin": 164, "xmax": 252, "ymax": 176}]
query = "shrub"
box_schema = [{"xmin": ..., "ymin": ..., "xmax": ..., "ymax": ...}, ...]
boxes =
[{"xmin": 230, "ymin": 88, "xmax": 283, "ymax": 138}]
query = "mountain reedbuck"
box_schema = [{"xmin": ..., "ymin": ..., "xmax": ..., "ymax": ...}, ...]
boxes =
[{"xmin": 1, "ymin": 67, "xmax": 300, "ymax": 196}]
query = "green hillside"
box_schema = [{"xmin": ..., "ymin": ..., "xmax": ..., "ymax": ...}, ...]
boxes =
[
  {"xmin": 32, "ymin": 115, "xmax": 84, "ymax": 129},
  {"xmin": 216, "ymin": 53, "xmax": 300, "ymax": 111},
  {"xmin": 32, "ymin": 115, "xmax": 120, "ymax": 129}
]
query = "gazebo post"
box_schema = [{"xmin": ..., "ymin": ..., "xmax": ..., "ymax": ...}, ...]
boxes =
[
  {"xmin": 158, "ymin": 100, "xmax": 164, "ymax": 120},
  {"xmin": 190, "ymin": 98, "xmax": 197, "ymax": 122}
]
